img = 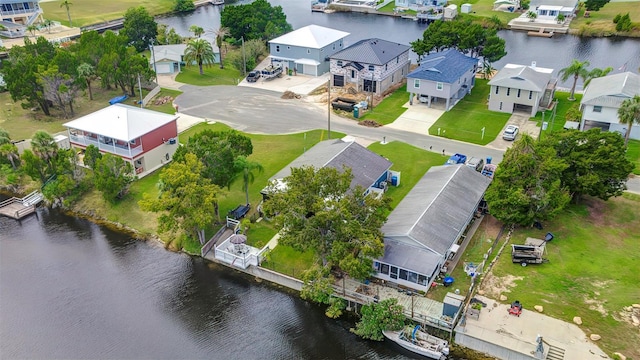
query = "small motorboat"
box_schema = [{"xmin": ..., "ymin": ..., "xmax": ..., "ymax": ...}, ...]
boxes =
[{"xmin": 383, "ymin": 325, "xmax": 449, "ymax": 360}]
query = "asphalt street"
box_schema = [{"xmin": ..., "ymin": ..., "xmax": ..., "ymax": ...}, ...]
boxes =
[{"xmin": 174, "ymin": 85, "xmax": 640, "ymax": 194}]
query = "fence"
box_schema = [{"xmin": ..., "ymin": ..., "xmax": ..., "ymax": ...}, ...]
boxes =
[{"xmin": 142, "ymin": 85, "xmax": 161, "ymax": 107}]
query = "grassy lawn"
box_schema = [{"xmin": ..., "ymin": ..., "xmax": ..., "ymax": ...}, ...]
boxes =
[
  {"xmin": 175, "ymin": 65, "xmax": 243, "ymax": 86},
  {"xmin": 488, "ymin": 194, "xmax": 640, "ymax": 359},
  {"xmin": 378, "ymin": 2, "xmax": 417, "ymax": 15},
  {"xmin": 145, "ymin": 88, "xmax": 183, "ymax": 114},
  {"xmin": 428, "ymin": 79, "xmax": 511, "ymax": 145},
  {"xmin": 261, "ymin": 245, "xmax": 317, "ymax": 279},
  {"xmin": 532, "ymin": 91, "xmax": 582, "ymax": 139},
  {"xmin": 627, "ymin": 140, "xmax": 640, "ymax": 175},
  {"xmin": 570, "ymin": 1, "xmax": 640, "ymax": 37},
  {"xmin": 40, "ymin": 0, "xmax": 174, "ymax": 27},
  {"xmin": 450, "ymin": 0, "xmax": 521, "ymax": 24},
  {"xmin": 359, "ymin": 84, "xmax": 409, "ymax": 126}
]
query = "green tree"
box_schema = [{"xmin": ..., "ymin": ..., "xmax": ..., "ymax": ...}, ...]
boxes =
[
  {"xmin": 585, "ymin": 0, "xmax": 610, "ymax": 11},
  {"xmin": 584, "ymin": 66, "xmax": 613, "ymax": 87},
  {"xmin": 214, "ymin": 27, "xmax": 230, "ymax": 69},
  {"xmin": 37, "ymin": 64, "xmax": 79, "ymax": 119},
  {"xmin": 31, "ymin": 130, "xmax": 59, "ymax": 175},
  {"xmin": 83, "ymin": 144, "xmax": 102, "ymax": 170},
  {"xmin": 231, "ymin": 156, "xmax": 263, "ymax": 205},
  {"xmin": 77, "ymin": 62, "xmax": 97, "ymax": 100},
  {"xmin": 220, "ymin": 0, "xmax": 292, "ymax": 41},
  {"xmin": 26, "ymin": 24, "xmax": 38, "ymax": 37},
  {"xmin": 263, "ymin": 166, "xmax": 389, "ymax": 279},
  {"xmin": 565, "ymin": 103, "xmax": 582, "ymax": 122},
  {"xmin": 543, "ymin": 129, "xmax": 634, "ymax": 201},
  {"xmin": 174, "ymin": 0, "xmax": 195, "ymax": 12},
  {"xmin": 615, "ymin": 13, "xmax": 633, "ymax": 32},
  {"xmin": 157, "ymin": 24, "xmax": 183, "ymax": 45},
  {"xmin": 189, "ymin": 25, "xmax": 204, "ymax": 38},
  {"xmin": 94, "ymin": 153, "xmax": 135, "ymax": 203},
  {"xmin": 60, "ymin": 0, "xmax": 72, "ymax": 27},
  {"xmin": 485, "ymin": 135, "xmax": 571, "ymax": 226},
  {"xmin": 0, "ymin": 129, "xmax": 10, "ymax": 145},
  {"xmin": 351, "ymin": 298, "xmax": 405, "ymax": 341},
  {"xmin": 184, "ymin": 38, "xmax": 216, "ymax": 75},
  {"xmin": 558, "ymin": 59, "xmax": 590, "ymax": 101},
  {"xmin": 121, "ymin": 6, "xmax": 157, "ymax": 52},
  {"xmin": 139, "ymin": 153, "xmax": 223, "ymax": 245},
  {"xmin": 618, "ymin": 95, "xmax": 640, "ymax": 146},
  {"xmin": 21, "ymin": 149, "xmax": 49, "ymax": 183},
  {"xmin": 0, "ymin": 143, "xmax": 20, "ymax": 170}
]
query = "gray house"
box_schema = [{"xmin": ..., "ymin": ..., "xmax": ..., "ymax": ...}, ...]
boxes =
[
  {"xmin": 268, "ymin": 25, "xmax": 350, "ymax": 76},
  {"xmin": 329, "ymin": 38, "xmax": 410, "ymax": 95},
  {"xmin": 406, "ymin": 49, "xmax": 478, "ymax": 111},
  {"xmin": 261, "ymin": 137, "xmax": 392, "ymax": 199},
  {"xmin": 150, "ymin": 44, "xmax": 220, "ymax": 75},
  {"xmin": 529, "ymin": 0, "xmax": 579, "ymax": 20},
  {"xmin": 580, "ymin": 72, "xmax": 640, "ymax": 140},
  {"xmin": 488, "ymin": 62, "xmax": 556, "ymax": 116},
  {"xmin": 374, "ymin": 165, "xmax": 491, "ymax": 292}
]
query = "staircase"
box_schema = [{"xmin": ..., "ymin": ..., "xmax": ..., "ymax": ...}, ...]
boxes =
[
  {"xmin": 546, "ymin": 344, "xmax": 565, "ymax": 360},
  {"xmin": 22, "ymin": 191, "xmax": 44, "ymax": 207}
]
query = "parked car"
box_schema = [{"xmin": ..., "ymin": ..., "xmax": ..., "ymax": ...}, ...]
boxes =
[
  {"xmin": 502, "ymin": 125, "xmax": 519, "ymax": 141},
  {"xmin": 246, "ymin": 70, "xmax": 261, "ymax": 83},
  {"xmin": 466, "ymin": 157, "xmax": 485, "ymax": 172},
  {"xmin": 445, "ymin": 153, "xmax": 467, "ymax": 165}
]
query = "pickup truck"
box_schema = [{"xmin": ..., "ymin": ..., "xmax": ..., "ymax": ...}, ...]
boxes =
[{"xmin": 445, "ymin": 153, "xmax": 467, "ymax": 165}]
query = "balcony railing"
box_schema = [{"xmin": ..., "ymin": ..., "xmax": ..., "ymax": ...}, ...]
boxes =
[
  {"xmin": 70, "ymin": 134, "xmax": 143, "ymax": 158},
  {"xmin": 0, "ymin": 7, "xmax": 39, "ymax": 16}
]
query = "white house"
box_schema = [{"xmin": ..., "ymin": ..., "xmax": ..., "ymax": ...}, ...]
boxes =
[
  {"xmin": 150, "ymin": 44, "xmax": 220, "ymax": 75},
  {"xmin": 529, "ymin": 0, "xmax": 578, "ymax": 20},
  {"xmin": 580, "ymin": 71, "xmax": 640, "ymax": 140},
  {"xmin": 488, "ymin": 62, "xmax": 556, "ymax": 116}
]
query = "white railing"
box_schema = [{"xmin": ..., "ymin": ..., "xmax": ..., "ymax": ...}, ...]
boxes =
[
  {"xmin": 0, "ymin": 5, "xmax": 39, "ymax": 16},
  {"xmin": 69, "ymin": 134, "xmax": 143, "ymax": 158}
]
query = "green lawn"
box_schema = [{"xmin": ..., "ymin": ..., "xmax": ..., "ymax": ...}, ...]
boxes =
[
  {"xmin": 378, "ymin": 2, "xmax": 416, "ymax": 15},
  {"xmin": 489, "ymin": 194, "xmax": 640, "ymax": 359},
  {"xmin": 359, "ymin": 84, "xmax": 410, "ymax": 126},
  {"xmin": 175, "ymin": 65, "xmax": 243, "ymax": 86},
  {"xmin": 261, "ymin": 245, "xmax": 317, "ymax": 279},
  {"xmin": 532, "ymin": 91, "xmax": 582, "ymax": 139},
  {"xmin": 40, "ymin": 0, "xmax": 175, "ymax": 27},
  {"xmin": 145, "ymin": 88, "xmax": 183, "ymax": 114},
  {"xmin": 570, "ymin": 1, "xmax": 640, "ymax": 37},
  {"xmin": 627, "ymin": 139, "xmax": 640, "ymax": 175},
  {"xmin": 428, "ymin": 79, "xmax": 511, "ymax": 145},
  {"xmin": 449, "ymin": 0, "xmax": 521, "ymax": 24}
]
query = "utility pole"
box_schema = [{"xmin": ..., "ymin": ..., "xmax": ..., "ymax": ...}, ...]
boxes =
[
  {"xmin": 138, "ymin": 74, "xmax": 143, "ymax": 108},
  {"xmin": 241, "ymin": 36, "xmax": 247, "ymax": 77},
  {"xmin": 150, "ymin": 42, "xmax": 158, "ymax": 85},
  {"xmin": 327, "ymin": 78, "xmax": 331, "ymax": 139}
]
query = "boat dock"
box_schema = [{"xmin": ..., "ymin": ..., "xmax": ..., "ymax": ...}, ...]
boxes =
[
  {"xmin": 0, "ymin": 191, "xmax": 44, "ymax": 220},
  {"xmin": 528, "ymin": 28, "xmax": 554, "ymax": 37}
]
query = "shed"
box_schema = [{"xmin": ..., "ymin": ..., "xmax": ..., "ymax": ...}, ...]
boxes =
[
  {"xmin": 461, "ymin": 3, "xmax": 472, "ymax": 13},
  {"xmin": 444, "ymin": 4, "xmax": 458, "ymax": 20},
  {"xmin": 443, "ymin": 293, "xmax": 465, "ymax": 318}
]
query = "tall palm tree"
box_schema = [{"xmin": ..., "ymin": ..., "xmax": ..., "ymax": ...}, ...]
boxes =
[
  {"xmin": 26, "ymin": 24, "xmax": 38, "ymax": 37},
  {"xmin": 31, "ymin": 130, "xmax": 58, "ymax": 173},
  {"xmin": 213, "ymin": 27, "xmax": 230, "ymax": 69},
  {"xmin": 189, "ymin": 25, "xmax": 204, "ymax": 38},
  {"xmin": 231, "ymin": 156, "xmax": 264, "ymax": 205},
  {"xmin": 0, "ymin": 143, "xmax": 20, "ymax": 170},
  {"xmin": 77, "ymin": 62, "xmax": 97, "ymax": 100},
  {"xmin": 183, "ymin": 39, "xmax": 216, "ymax": 75},
  {"xmin": 584, "ymin": 66, "xmax": 613, "ymax": 88},
  {"xmin": 618, "ymin": 95, "xmax": 640, "ymax": 146},
  {"xmin": 60, "ymin": 0, "xmax": 72, "ymax": 27},
  {"xmin": 559, "ymin": 59, "xmax": 590, "ymax": 101}
]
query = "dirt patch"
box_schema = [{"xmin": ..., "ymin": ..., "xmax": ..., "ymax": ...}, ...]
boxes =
[
  {"xmin": 281, "ymin": 91, "xmax": 301, "ymax": 100},
  {"xmin": 584, "ymin": 197, "xmax": 606, "ymax": 226},
  {"xmin": 358, "ymin": 120, "xmax": 382, "ymax": 128},
  {"xmin": 583, "ymin": 295, "xmax": 609, "ymax": 316},
  {"xmin": 479, "ymin": 273, "xmax": 523, "ymax": 300}
]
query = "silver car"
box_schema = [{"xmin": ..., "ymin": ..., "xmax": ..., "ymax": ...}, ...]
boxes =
[{"xmin": 502, "ymin": 125, "xmax": 519, "ymax": 141}]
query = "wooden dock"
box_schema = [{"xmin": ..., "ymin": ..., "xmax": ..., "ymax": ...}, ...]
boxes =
[
  {"xmin": 527, "ymin": 28, "xmax": 554, "ymax": 38},
  {"xmin": 0, "ymin": 191, "xmax": 43, "ymax": 220}
]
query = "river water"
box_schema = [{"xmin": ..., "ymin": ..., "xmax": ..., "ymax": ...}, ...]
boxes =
[
  {"xmin": 0, "ymin": 204, "xmax": 421, "ymax": 359},
  {"xmin": 157, "ymin": 0, "xmax": 640, "ymax": 89}
]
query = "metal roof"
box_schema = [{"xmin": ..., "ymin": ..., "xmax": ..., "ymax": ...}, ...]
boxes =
[
  {"xmin": 268, "ymin": 138, "xmax": 392, "ymax": 191},
  {"xmin": 581, "ymin": 72, "xmax": 640, "ymax": 107},
  {"xmin": 269, "ymin": 25, "xmax": 349, "ymax": 49},
  {"xmin": 379, "ymin": 239, "xmax": 443, "ymax": 276},
  {"xmin": 330, "ymin": 38, "xmax": 410, "ymax": 66},
  {"xmin": 63, "ymin": 104, "xmax": 178, "ymax": 141},
  {"xmin": 407, "ymin": 49, "xmax": 478, "ymax": 84},
  {"xmin": 381, "ymin": 165, "xmax": 491, "ymax": 256},
  {"xmin": 529, "ymin": 0, "xmax": 578, "ymax": 9},
  {"xmin": 488, "ymin": 63, "xmax": 554, "ymax": 92}
]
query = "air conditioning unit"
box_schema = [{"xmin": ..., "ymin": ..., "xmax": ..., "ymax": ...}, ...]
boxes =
[{"xmin": 379, "ymin": 181, "xmax": 387, "ymax": 191}]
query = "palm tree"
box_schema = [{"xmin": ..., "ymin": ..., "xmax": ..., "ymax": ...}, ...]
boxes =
[
  {"xmin": 189, "ymin": 25, "xmax": 204, "ymax": 38},
  {"xmin": 618, "ymin": 95, "xmax": 640, "ymax": 146},
  {"xmin": 584, "ymin": 66, "xmax": 613, "ymax": 88},
  {"xmin": 0, "ymin": 128, "xmax": 10, "ymax": 145},
  {"xmin": 26, "ymin": 24, "xmax": 38, "ymax": 37},
  {"xmin": 77, "ymin": 63, "xmax": 97, "ymax": 100},
  {"xmin": 231, "ymin": 156, "xmax": 264, "ymax": 205},
  {"xmin": 559, "ymin": 59, "xmax": 590, "ymax": 101},
  {"xmin": 31, "ymin": 130, "xmax": 58, "ymax": 173},
  {"xmin": 60, "ymin": 0, "xmax": 72, "ymax": 27},
  {"xmin": 43, "ymin": 19, "xmax": 54, "ymax": 33},
  {"xmin": 183, "ymin": 38, "xmax": 216, "ymax": 75},
  {"xmin": 213, "ymin": 27, "xmax": 230, "ymax": 69},
  {"xmin": 0, "ymin": 143, "xmax": 20, "ymax": 170}
]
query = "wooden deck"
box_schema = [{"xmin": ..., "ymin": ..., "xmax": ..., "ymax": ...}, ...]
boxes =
[{"xmin": 0, "ymin": 200, "xmax": 36, "ymax": 219}]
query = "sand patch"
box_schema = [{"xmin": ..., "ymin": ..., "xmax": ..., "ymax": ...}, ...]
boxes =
[
  {"xmin": 583, "ymin": 295, "xmax": 608, "ymax": 316},
  {"xmin": 480, "ymin": 273, "xmax": 523, "ymax": 300}
]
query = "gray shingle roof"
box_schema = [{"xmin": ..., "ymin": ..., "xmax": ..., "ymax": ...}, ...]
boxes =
[
  {"xmin": 407, "ymin": 49, "xmax": 478, "ymax": 84},
  {"xmin": 488, "ymin": 64, "xmax": 553, "ymax": 92},
  {"xmin": 268, "ymin": 138, "xmax": 392, "ymax": 191},
  {"xmin": 379, "ymin": 239, "xmax": 443, "ymax": 276},
  {"xmin": 382, "ymin": 165, "xmax": 491, "ymax": 256},
  {"xmin": 330, "ymin": 38, "xmax": 410, "ymax": 66},
  {"xmin": 581, "ymin": 72, "xmax": 640, "ymax": 107}
]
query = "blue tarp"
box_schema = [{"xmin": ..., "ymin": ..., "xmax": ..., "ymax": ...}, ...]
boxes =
[{"xmin": 109, "ymin": 95, "xmax": 128, "ymax": 105}]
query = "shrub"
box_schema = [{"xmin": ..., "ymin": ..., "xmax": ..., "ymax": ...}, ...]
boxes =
[
  {"xmin": 613, "ymin": 13, "xmax": 621, "ymax": 23},
  {"xmin": 174, "ymin": 0, "xmax": 195, "ymax": 12}
]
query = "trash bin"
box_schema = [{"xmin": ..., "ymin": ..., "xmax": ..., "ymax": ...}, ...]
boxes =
[
  {"xmin": 545, "ymin": 232, "xmax": 554, "ymax": 242},
  {"xmin": 353, "ymin": 105, "xmax": 360, "ymax": 119},
  {"xmin": 288, "ymin": 69, "xmax": 293, "ymax": 76},
  {"xmin": 486, "ymin": 156, "xmax": 492, "ymax": 164}
]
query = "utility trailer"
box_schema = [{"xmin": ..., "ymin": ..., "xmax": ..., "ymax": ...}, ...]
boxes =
[
  {"xmin": 261, "ymin": 65, "xmax": 283, "ymax": 80},
  {"xmin": 511, "ymin": 238, "xmax": 548, "ymax": 266}
]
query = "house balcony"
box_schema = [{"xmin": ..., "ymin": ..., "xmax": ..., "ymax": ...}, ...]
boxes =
[{"xmin": 69, "ymin": 134, "xmax": 143, "ymax": 158}]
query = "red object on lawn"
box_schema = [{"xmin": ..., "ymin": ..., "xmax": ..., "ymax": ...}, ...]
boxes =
[{"xmin": 509, "ymin": 301, "xmax": 523, "ymax": 317}]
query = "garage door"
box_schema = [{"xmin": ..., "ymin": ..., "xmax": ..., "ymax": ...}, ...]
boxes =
[
  {"xmin": 155, "ymin": 63, "xmax": 172, "ymax": 74},
  {"xmin": 303, "ymin": 64, "xmax": 315, "ymax": 76},
  {"xmin": 334, "ymin": 75, "xmax": 344, "ymax": 87}
]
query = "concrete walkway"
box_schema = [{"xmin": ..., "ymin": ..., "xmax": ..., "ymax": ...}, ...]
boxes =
[{"xmin": 176, "ymin": 113, "xmax": 207, "ymax": 134}]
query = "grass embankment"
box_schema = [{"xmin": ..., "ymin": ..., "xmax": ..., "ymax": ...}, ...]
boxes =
[
  {"xmin": 428, "ymin": 79, "xmax": 511, "ymax": 145},
  {"xmin": 570, "ymin": 1, "xmax": 640, "ymax": 38},
  {"xmin": 40, "ymin": 0, "xmax": 175, "ymax": 27},
  {"xmin": 627, "ymin": 140, "xmax": 640, "ymax": 175},
  {"xmin": 488, "ymin": 194, "xmax": 640, "ymax": 359},
  {"xmin": 359, "ymin": 84, "xmax": 409, "ymax": 126},
  {"xmin": 175, "ymin": 65, "xmax": 243, "ymax": 86},
  {"xmin": 377, "ymin": 2, "xmax": 417, "ymax": 15},
  {"xmin": 532, "ymin": 91, "xmax": 582, "ymax": 139}
]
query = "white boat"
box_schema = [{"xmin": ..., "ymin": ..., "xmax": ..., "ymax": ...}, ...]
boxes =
[
  {"xmin": 209, "ymin": 0, "xmax": 224, "ymax": 5},
  {"xmin": 383, "ymin": 325, "xmax": 450, "ymax": 360}
]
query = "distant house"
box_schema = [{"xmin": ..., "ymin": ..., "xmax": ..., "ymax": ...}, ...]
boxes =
[
  {"xmin": 395, "ymin": 0, "xmax": 447, "ymax": 10},
  {"xmin": 150, "ymin": 44, "xmax": 220, "ymax": 75},
  {"xmin": 329, "ymin": 38, "xmax": 410, "ymax": 95},
  {"xmin": 268, "ymin": 25, "xmax": 350, "ymax": 76},
  {"xmin": 529, "ymin": 0, "xmax": 578, "ymax": 20},
  {"xmin": 63, "ymin": 104, "xmax": 179, "ymax": 178},
  {"xmin": 261, "ymin": 137, "xmax": 393, "ymax": 199},
  {"xmin": 0, "ymin": 0, "xmax": 44, "ymax": 38},
  {"xmin": 373, "ymin": 165, "xmax": 491, "ymax": 292},
  {"xmin": 406, "ymin": 49, "xmax": 478, "ymax": 111},
  {"xmin": 579, "ymin": 72, "xmax": 640, "ymax": 140},
  {"xmin": 488, "ymin": 62, "xmax": 556, "ymax": 117}
]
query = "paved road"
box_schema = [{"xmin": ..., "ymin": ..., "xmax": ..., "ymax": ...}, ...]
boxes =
[{"xmin": 174, "ymin": 85, "xmax": 506, "ymax": 163}]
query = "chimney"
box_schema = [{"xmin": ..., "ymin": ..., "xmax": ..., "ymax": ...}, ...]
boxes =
[{"xmin": 531, "ymin": 61, "xmax": 537, "ymax": 68}]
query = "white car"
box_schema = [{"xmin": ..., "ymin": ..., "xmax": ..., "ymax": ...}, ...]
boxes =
[{"xmin": 502, "ymin": 125, "xmax": 519, "ymax": 141}]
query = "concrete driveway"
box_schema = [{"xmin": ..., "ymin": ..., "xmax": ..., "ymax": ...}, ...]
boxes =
[
  {"xmin": 487, "ymin": 112, "xmax": 539, "ymax": 151},
  {"xmin": 237, "ymin": 58, "xmax": 330, "ymax": 95},
  {"xmin": 385, "ymin": 101, "xmax": 444, "ymax": 135}
]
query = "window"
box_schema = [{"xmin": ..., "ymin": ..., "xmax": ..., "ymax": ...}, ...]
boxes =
[
  {"xmin": 402, "ymin": 68, "xmax": 404, "ymax": 75},
  {"xmin": 287, "ymin": 46, "xmax": 290, "ymax": 50},
  {"xmin": 507, "ymin": 88, "xmax": 511, "ymax": 96},
  {"xmin": 499, "ymin": 102, "xmax": 503, "ymax": 110},
  {"xmin": 593, "ymin": 106, "xmax": 602, "ymax": 113},
  {"xmin": 380, "ymin": 264, "xmax": 389, "ymax": 275},
  {"xmin": 414, "ymin": 79, "xmax": 420, "ymax": 89},
  {"xmin": 333, "ymin": 44, "xmax": 335, "ymax": 50},
  {"xmin": 529, "ymin": 91, "xmax": 533, "ymax": 100},
  {"xmin": 337, "ymin": 60, "xmax": 343, "ymax": 66},
  {"xmin": 351, "ymin": 70, "xmax": 356, "ymax": 78},
  {"xmin": 391, "ymin": 74, "xmax": 394, "ymax": 83},
  {"xmin": 368, "ymin": 65, "xmax": 374, "ymax": 71},
  {"xmin": 399, "ymin": 269, "xmax": 408, "ymax": 281},
  {"xmin": 307, "ymin": 48, "xmax": 310, "ymax": 54},
  {"xmin": 408, "ymin": 272, "xmax": 418, "ymax": 283},
  {"xmin": 517, "ymin": 89, "xmax": 521, "ymax": 98},
  {"xmin": 373, "ymin": 261, "xmax": 380, "ymax": 271},
  {"xmin": 275, "ymin": 45, "xmax": 280, "ymax": 52},
  {"xmin": 418, "ymin": 275, "xmax": 428, "ymax": 286},
  {"xmin": 495, "ymin": 86, "xmax": 499, "ymax": 94},
  {"xmin": 436, "ymin": 82, "xmax": 443, "ymax": 91},
  {"xmin": 396, "ymin": 57, "xmax": 399, "ymax": 64},
  {"xmin": 390, "ymin": 266, "xmax": 398, "ymax": 279}
]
